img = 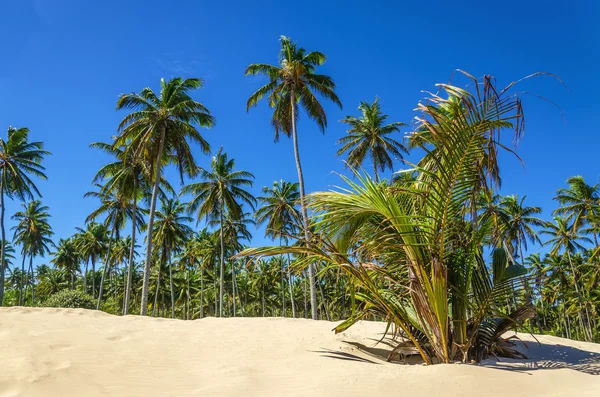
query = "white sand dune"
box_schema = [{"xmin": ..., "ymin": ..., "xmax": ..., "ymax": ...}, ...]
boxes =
[{"xmin": 0, "ymin": 307, "xmax": 599, "ymax": 396}]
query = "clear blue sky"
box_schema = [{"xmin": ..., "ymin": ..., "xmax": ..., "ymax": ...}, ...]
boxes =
[{"xmin": 1, "ymin": 0, "xmax": 598, "ymax": 267}]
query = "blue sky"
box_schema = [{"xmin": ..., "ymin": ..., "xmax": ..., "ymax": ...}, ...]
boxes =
[{"xmin": 0, "ymin": 0, "xmax": 598, "ymax": 267}]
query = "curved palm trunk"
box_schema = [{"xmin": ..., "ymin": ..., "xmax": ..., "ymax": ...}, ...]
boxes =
[
  {"xmin": 219, "ymin": 202, "xmax": 225, "ymax": 317},
  {"xmin": 83, "ymin": 259, "xmax": 89, "ymax": 295},
  {"xmin": 18, "ymin": 253, "xmax": 26, "ymax": 305},
  {"xmin": 0, "ymin": 174, "xmax": 7, "ymax": 306},
  {"xmin": 168, "ymin": 253, "xmax": 175, "ymax": 318},
  {"xmin": 287, "ymin": 253, "xmax": 296, "ymax": 318},
  {"xmin": 28, "ymin": 255, "xmax": 34, "ymax": 305},
  {"xmin": 123, "ymin": 177, "xmax": 138, "ymax": 315},
  {"xmin": 141, "ymin": 124, "xmax": 166, "ymax": 316},
  {"xmin": 153, "ymin": 271, "xmax": 161, "ymax": 317},
  {"xmin": 290, "ymin": 91, "xmax": 317, "ymax": 320},
  {"xmin": 97, "ymin": 227, "xmax": 117, "ymax": 310},
  {"xmin": 566, "ymin": 251, "xmax": 593, "ymax": 341}
]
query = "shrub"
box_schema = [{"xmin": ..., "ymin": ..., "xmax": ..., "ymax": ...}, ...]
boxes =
[{"xmin": 44, "ymin": 290, "xmax": 95, "ymax": 309}]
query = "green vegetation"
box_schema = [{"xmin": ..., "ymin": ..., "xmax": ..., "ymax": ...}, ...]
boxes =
[{"xmin": 0, "ymin": 37, "xmax": 597, "ymax": 365}]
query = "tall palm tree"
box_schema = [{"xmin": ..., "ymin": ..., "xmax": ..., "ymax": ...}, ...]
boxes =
[
  {"xmin": 12, "ymin": 200, "xmax": 54, "ymax": 305},
  {"xmin": 0, "ymin": 127, "xmax": 50, "ymax": 305},
  {"xmin": 246, "ymin": 36, "xmax": 342, "ymax": 319},
  {"xmin": 182, "ymin": 148, "xmax": 255, "ymax": 316},
  {"xmin": 85, "ymin": 184, "xmax": 145, "ymax": 309},
  {"xmin": 542, "ymin": 216, "xmax": 593, "ymax": 340},
  {"xmin": 255, "ymin": 180, "xmax": 301, "ymax": 317},
  {"xmin": 554, "ymin": 176, "xmax": 600, "ymax": 242},
  {"xmin": 337, "ymin": 98, "xmax": 407, "ymax": 182},
  {"xmin": 152, "ymin": 198, "xmax": 192, "ymax": 318},
  {"xmin": 114, "ymin": 77, "xmax": 214, "ymax": 316},
  {"xmin": 500, "ymin": 194, "xmax": 545, "ymax": 263},
  {"xmin": 51, "ymin": 238, "xmax": 80, "ymax": 289}
]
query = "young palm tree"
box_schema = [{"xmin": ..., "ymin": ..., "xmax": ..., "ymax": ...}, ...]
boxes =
[
  {"xmin": 0, "ymin": 127, "xmax": 50, "ymax": 305},
  {"xmin": 51, "ymin": 238, "xmax": 80, "ymax": 289},
  {"xmin": 151, "ymin": 198, "xmax": 192, "ymax": 318},
  {"xmin": 337, "ymin": 98, "xmax": 407, "ymax": 182},
  {"xmin": 114, "ymin": 77, "xmax": 214, "ymax": 316},
  {"xmin": 255, "ymin": 180, "xmax": 301, "ymax": 317},
  {"xmin": 12, "ymin": 200, "xmax": 54, "ymax": 305},
  {"xmin": 182, "ymin": 148, "xmax": 255, "ymax": 316},
  {"xmin": 246, "ymin": 36, "xmax": 342, "ymax": 319}
]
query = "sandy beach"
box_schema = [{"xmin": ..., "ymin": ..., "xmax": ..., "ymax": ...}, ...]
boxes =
[{"xmin": 0, "ymin": 307, "xmax": 598, "ymax": 396}]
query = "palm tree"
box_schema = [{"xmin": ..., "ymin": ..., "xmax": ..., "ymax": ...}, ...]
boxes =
[
  {"xmin": 114, "ymin": 77, "xmax": 214, "ymax": 316},
  {"xmin": 182, "ymin": 148, "xmax": 255, "ymax": 316},
  {"xmin": 500, "ymin": 195, "xmax": 545, "ymax": 263},
  {"xmin": 542, "ymin": 216, "xmax": 593, "ymax": 340},
  {"xmin": 554, "ymin": 176, "xmax": 600, "ymax": 242},
  {"xmin": 255, "ymin": 180, "xmax": 301, "ymax": 317},
  {"xmin": 152, "ymin": 198, "xmax": 192, "ymax": 318},
  {"xmin": 246, "ymin": 36, "xmax": 342, "ymax": 319},
  {"xmin": 12, "ymin": 200, "xmax": 54, "ymax": 305},
  {"xmin": 337, "ymin": 98, "xmax": 407, "ymax": 182},
  {"xmin": 51, "ymin": 238, "xmax": 80, "ymax": 289},
  {"xmin": 74, "ymin": 222, "xmax": 107, "ymax": 298},
  {"xmin": 0, "ymin": 127, "xmax": 50, "ymax": 305},
  {"xmin": 85, "ymin": 184, "xmax": 145, "ymax": 309}
]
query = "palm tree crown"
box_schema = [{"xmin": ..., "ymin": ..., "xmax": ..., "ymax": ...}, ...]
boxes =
[{"xmin": 337, "ymin": 98, "xmax": 407, "ymax": 181}]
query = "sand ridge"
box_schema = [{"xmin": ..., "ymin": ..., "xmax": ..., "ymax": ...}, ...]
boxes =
[{"xmin": 0, "ymin": 307, "xmax": 599, "ymax": 396}]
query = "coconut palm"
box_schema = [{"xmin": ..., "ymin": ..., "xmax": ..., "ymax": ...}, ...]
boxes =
[
  {"xmin": 554, "ymin": 176, "xmax": 600, "ymax": 240},
  {"xmin": 255, "ymin": 180, "xmax": 301, "ymax": 317},
  {"xmin": 51, "ymin": 238, "xmax": 80, "ymax": 289},
  {"xmin": 12, "ymin": 200, "xmax": 54, "ymax": 305},
  {"xmin": 114, "ymin": 77, "xmax": 214, "ymax": 316},
  {"xmin": 74, "ymin": 222, "xmax": 107, "ymax": 298},
  {"xmin": 241, "ymin": 73, "xmax": 537, "ymax": 363},
  {"xmin": 337, "ymin": 98, "xmax": 407, "ymax": 182},
  {"xmin": 542, "ymin": 216, "xmax": 594, "ymax": 341},
  {"xmin": 151, "ymin": 198, "xmax": 192, "ymax": 318},
  {"xmin": 246, "ymin": 36, "xmax": 342, "ymax": 319},
  {"xmin": 182, "ymin": 148, "xmax": 255, "ymax": 316},
  {"xmin": 85, "ymin": 184, "xmax": 145, "ymax": 309},
  {"xmin": 0, "ymin": 127, "xmax": 50, "ymax": 305},
  {"xmin": 500, "ymin": 195, "xmax": 545, "ymax": 262}
]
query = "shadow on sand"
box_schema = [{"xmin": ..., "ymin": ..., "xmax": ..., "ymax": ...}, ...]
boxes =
[{"xmin": 315, "ymin": 337, "xmax": 600, "ymax": 375}]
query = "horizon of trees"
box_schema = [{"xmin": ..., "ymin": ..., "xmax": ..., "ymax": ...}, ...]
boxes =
[{"xmin": 1, "ymin": 36, "xmax": 598, "ymax": 364}]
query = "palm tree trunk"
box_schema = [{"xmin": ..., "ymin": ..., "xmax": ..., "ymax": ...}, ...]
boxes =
[
  {"xmin": 372, "ymin": 149, "xmax": 379, "ymax": 183},
  {"xmin": 91, "ymin": 257, "xmax": 96, "ymax": 299},
  {"xmin": 141, "ymin": 124, "xmax": 166, "ymax": 316},
  {"xmin": 153, "ymin": 270, "xmax": 161, "ymax": 317},
  {"xmin": 28, "ymin": 255, "xmax": 35, "ymax": 305},
  {"xmin": 169, "ymin": 253, "xmax": 175, "ymax": 318},
  {"xmin": 123, "ymin": 177, "xmax": 138, "ymax": 315},
  {"xmin": 318, "ymin": 279, "xmax": 331, "ymax": 321},
  {"xmin": 261, "ymin": 282, "xmax": 265, "ymax": 317},
  {"xmin": 304, "ymin": 271, "xmax": 308, "ymax": 319},
  {"xmin": 287, "ymin": 253, "xmax": 296, "ymax": 318},
  {"xmin": 0, "ymin": 174, "xmax": 7, "ymax": 306},
  {"xmin": 566, "ymin": 251, "xmax": 593, "ymax": 341},
  {"xmin": 219, "ymin": 202, "xmax": 225, "ymax": 317},
  {"xmin": 290, "ymin": 91, "xmax": 317, "ymax": 320},
  {"xmin": 231, "ymin": 260, "xmax": 236, "ymax": 317},
  {"xmin": 83, "ymin": 259, "xmax": 89, "ymax": 295},
  {"xmin": 19, "ymin": 253, "xmax": 26, "ymax": 305},
  {"xmin": 97, "ymin": 227, "xmax": 117, "ymax": 310},
  {"xmin": 200, "ymin": 268, "xmax": 204, "ymax": 319}
]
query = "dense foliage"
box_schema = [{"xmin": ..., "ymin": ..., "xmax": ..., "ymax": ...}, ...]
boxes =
[{"xmin": 0, "ymin": 37, "xmax": 597, "ymax": 365}]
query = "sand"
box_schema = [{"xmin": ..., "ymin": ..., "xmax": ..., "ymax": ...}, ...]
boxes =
[{"xmin": 0, "ymin": 307, "xmax": 598, "ymax": 396}]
